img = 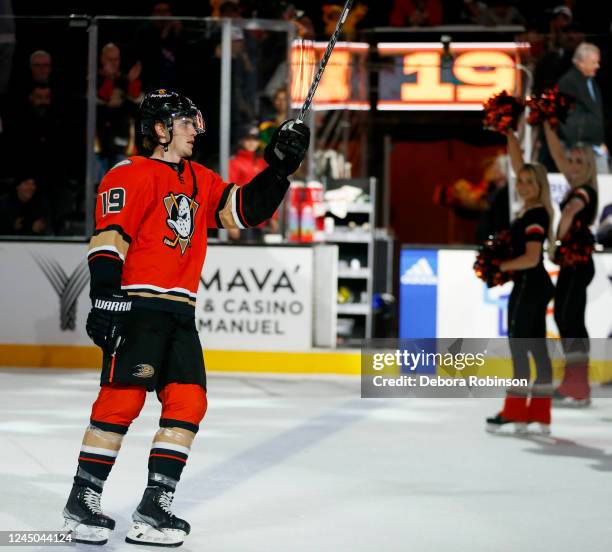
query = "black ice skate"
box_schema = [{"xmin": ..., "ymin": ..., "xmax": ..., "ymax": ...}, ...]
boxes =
[
  {"xmin": 486, "ymin": 413, "xmax": 528, "ymax": 435},
  {"xmin": 62, "ymin": 483, "xmax": 115, "ymax": 545},
  {"xmin": 125, "ymin": 486, "xmax": 190, "ymax": 547}
]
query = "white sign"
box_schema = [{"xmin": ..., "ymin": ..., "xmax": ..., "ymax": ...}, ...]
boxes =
[
  {"xmin": 0, "ymin": 242, "xmax": 92, "ymax": 344},
  {"xmin": 436, "ymin": 249, "xmax": 612, "ymax": 338},
  {"xmin": 195, "ymin": 246, "xmax": 313, "ymax": 351},
  {"xmin": 0, "ymin": 242, "xmax": 314, "ymax": 352}
]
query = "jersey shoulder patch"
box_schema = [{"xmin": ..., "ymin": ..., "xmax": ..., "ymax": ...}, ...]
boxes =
[{"xmin": 110, "ymin": 159, "xmax": 133, "ymax": 171}]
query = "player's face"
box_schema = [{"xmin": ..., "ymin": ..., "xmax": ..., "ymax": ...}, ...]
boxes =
[
  {"xmin": 517, "ymin": 169, "xmax": 539, "ymax": 203},
  {"xmin": 171, "ymin": 116, "xmax": 199, "ymax": 158}
]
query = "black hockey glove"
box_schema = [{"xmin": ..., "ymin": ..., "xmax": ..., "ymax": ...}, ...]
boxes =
[
  {"xmin": 264, "ymin": 119, "xmax": 310, "ymax": 177},
  {"xmin": 86, "ymin": 292, "xmax": 132, "ymax": 354}
]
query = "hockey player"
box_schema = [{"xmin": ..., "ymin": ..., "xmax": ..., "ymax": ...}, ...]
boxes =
[{"xmin": 61, "ymin": 89, "xmax": 309, "ymax": 546}]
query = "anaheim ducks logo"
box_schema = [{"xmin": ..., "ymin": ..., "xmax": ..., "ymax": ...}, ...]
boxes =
[
  {"xmin": 133, "ymin": 364, "xmax": 155, "ymax": 378},
  {"xmin": 163, "ymin": 192, "xmax": 199, "ymax": 254}
]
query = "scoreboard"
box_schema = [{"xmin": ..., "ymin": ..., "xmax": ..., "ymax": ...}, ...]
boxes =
[
  {"xmin": 290, "ymin": 41, "xmax": 370, "ymax": 111},
  {"xmin": 377, "ymin": 42, "xmax": 527, "ymax": 110},
  {"xmin": 289, "ymin": 41, "xmax": 528, "ymax": 112}
]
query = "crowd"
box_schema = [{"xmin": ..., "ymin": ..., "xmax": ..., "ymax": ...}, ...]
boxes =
[
  {"xmin": 0, "ymin": 1, "xmax": 297, "ymax": 236},
  {"xmin": 0, "ymin": 0, "xmax": 610, "ymax": 239}
]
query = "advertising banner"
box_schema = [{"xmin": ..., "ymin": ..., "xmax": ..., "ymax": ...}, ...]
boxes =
[
  {"xmin": 0, "ymin": 243, "xmax": 314, "ymax": 352},
  {"xmin": 196, "ymin": 246, "xmax": 313, "ymax": 351},
  {"xmin": 0, "ymin": 242, "xmax": 91, "ymax": 345},
  {"xmin": 400, "ymin": 247, "xmax": 612, "ymax": 339}
]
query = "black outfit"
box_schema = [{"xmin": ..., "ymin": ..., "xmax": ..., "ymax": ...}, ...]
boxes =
[
  {"xmin": 558, "ymin": 66, "xmax": 605, "ymax": 147},
  {"xmin": 554, "ymin": 185, "xmax": 597, "ymax": 352},
  {"xmin": 507, "ymin": 207, "xmax": 554, "ymax": 386},
  {"xmin": 101, "ymin": 309, "xmax": 205, "ymax": 393}
]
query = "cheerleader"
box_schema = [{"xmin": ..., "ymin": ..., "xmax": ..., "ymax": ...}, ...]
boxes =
[
  {"xmin": 486, "ymin": 132, "xmax": 555, "ymax": 435},
  {"xmin": 544, "ymin": 121, "xmax": 598, "ymax": 406}
]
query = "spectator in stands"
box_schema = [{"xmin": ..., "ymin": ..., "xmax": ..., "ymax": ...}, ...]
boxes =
[
  {"xmin": 263, "ymin": 12, "xmax": 315, "ymax": 108},
  {"xmin": 8, "ymin": 84, "xmax": 61, "ymax": 169},
  {"xmin": 212, "ymin": 2, "xmax": 257, "ymax": 144},
  {"xmin": 230, "ymin": 26, "xmax": 257, "ymax": 144},
  {"xmin": 218, "ymin": 0, "xmax": 241, "ymax": 17},
  {"xmin": 260, "ymin": 87, "xmax": 288, "ymax": 147},
  {"xmin": 229, "ymin": 124, "xmax": 267, "ymax": 185},
  {"xmin": 96, "ymin": 42, "xmax": 142, "ymax": 181},
  {"xmin": 25, "ymin": 50, "xmax": 67, "ymax": 105},
  {"xmin": 389, "ymin": 0, "xmax": 443, "ymax": 27},
  {"xmin": 532, "ymin": 8, "xmax": 584, "ymax": 95},
  {"xmin": 228, "ymin": 124, "xmax": 278, "ymax": 241},
  {"xmin": 0, "ymin": 176, "xmax": 47, "ymax": 235},
  {"xmin": 462, "ymin": 0, "xmax": 525, "ymax": 26},
  {"xmin": 557, "ymin": 42, "xmax": 608, "ymax": 173},
  {"xmin": 547, "ymin": 6, "xmax": 574, "ymax": 51},
  {"xmin": 9, "ymin": 50, "xmax": 58, "ymax": 109},
  {"xmin": 133, "ymin": 2, "xmax": 185, "ymax": 91},
  {"xmin": 29, "ymin": 50, "xmax": 52, "ymax": 87},
  {"xmin": 322, "ymin": 2, "xmax": 368, "ymax": 39}
]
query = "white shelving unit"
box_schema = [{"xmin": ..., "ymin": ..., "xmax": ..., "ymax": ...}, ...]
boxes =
[{"xmin": 323, "ymin": 177, "xmax": 376, "ymax": 346}]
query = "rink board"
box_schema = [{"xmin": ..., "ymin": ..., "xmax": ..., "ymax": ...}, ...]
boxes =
[
  {"xmin": 0, "ymin": 239, "xmax": 351, "ymax": 373},
  {"xmin": 400, "ymin": 248, "xmax": 612, "ymax": 339},
  {"xmin": 0, "ymin": 344, "xmax": 361, "ymax": 375}
]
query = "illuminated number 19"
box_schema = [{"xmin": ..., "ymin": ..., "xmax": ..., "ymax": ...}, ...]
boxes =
[
  {"xmin": 454, "ymin": 51, "xmax": 515, "ymax": 101},
  {"xmin": 100, "ymin": 188, "xmax": 125, "ymax": 216},
  {"xmin": 400, "ymin": 50, "xmax": 516, "ymax": 103},
  {"xmin": 401, "ymin": 52, "xmax": 453, "ymax": 101}
]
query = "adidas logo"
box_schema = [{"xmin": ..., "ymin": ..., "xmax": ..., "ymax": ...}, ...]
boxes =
[{"xmin": 400, "ymin": 258, "xmax": 437, "ymax": 286}]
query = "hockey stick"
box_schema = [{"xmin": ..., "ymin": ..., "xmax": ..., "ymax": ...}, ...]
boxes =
[{"xmin": 296, "ymin": 0, "xmax": 354, "ymax": 124}]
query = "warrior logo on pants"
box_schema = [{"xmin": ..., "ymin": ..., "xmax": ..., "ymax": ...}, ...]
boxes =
[{"xmin": 163, "ymin": 193, "xmax": 200, "ymax": 254}]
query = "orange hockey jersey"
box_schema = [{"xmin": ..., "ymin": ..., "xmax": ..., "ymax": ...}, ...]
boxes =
[{"xmin": 88, "ymin": 156, "xmax": 247, "ymax": 313}]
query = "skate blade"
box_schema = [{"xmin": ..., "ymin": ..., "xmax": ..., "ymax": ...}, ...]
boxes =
[
  {"xmin": 125, "ymin": 522, "xmax": 186, "ymax": 547},
  {"xmin": 528, "ymin": 423, "xmax": 551, "ymax": 436},
  {"xmin": 62, "ymin": 517, "xmax": 110, "ymax": 545},
  {"xmin": 553, "ymin": 397, "xmax": 591, "ymax": 408},
  {"xmin": 486, "ymin": 422, "xmax": 528, "ymax": 435}
]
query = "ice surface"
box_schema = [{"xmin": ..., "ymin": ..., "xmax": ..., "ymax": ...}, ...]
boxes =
[{"xmin": 1, "ymin": 368, "xmax": 611, "ymax": 552}]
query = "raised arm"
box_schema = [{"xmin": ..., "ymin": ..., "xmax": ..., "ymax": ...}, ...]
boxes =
[
  {"xmin": 208, "ymin": 120, "xmax": 310, "ymax": 230},
  {"xmin": 506, "ymin": 131, "xmax": 524, "ymax": 175},
  {"xmin": 543, "ymin": 121, "xmax": 572, "ymax": 179}
]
